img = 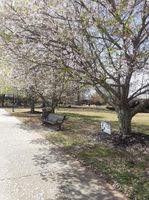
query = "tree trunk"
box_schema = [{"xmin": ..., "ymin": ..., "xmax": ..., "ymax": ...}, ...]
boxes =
[
  {"xmin": 117, "ymin": 109, "xmax": 132, "ymax": 136},
  {"xmin": 1, "ymin": 94, "xmax": 5, "ymax": 107},
  {"xmin": 77, "ymin": 86, "xmax": 80, "ymax": 105},
  {"xmin": 51, "ymin": 107, "xmax": 55, "ymax": 113},
  {"xmin": 30, "ymin": 99, "xmax": 35, "ymax": 113},
  {"xmin": 51, "ymin": 98, "xmax": 58, "ymax": 113}
]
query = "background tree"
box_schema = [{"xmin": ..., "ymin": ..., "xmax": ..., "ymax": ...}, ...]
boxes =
[
  {"xmin": 90, "ymin": 92, "xmax": 105, "ymax": 106},
  {"xmin": 0, "ymin": 48, "xmax": 15, "ymax": 107},
  {"xmin": 0, "ymin": 1, "xmax": 77, "ymax": 113}
]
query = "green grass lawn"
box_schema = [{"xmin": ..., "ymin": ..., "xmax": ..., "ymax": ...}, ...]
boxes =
[
  {"xmin": 52, "ymin": 108, "xmax": 149, "ymax": 199},
  {"xmin": 6, "ymin": 107, "xmax": 149, "ymax": 199},
  {"xmin": 57, "ymin": 107, "xmax": 149, "ymax": 134}
]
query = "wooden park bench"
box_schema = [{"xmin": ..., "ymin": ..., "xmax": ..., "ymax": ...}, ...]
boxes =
[{"xmin": 42, "ymin": 113, "xmax": 66, "ymax": 130}]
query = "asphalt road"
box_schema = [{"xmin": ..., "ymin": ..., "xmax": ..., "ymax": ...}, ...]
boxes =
[{"xmin": 0, "ymin": 109, "xmax": 127, "ymax": 200}]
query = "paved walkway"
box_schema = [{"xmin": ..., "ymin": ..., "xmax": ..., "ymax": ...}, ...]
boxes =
[{"xmin": 0, "ymin": 109, "xmax": 127, "ymax": 200}]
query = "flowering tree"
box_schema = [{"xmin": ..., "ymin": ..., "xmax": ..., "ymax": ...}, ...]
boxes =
[
  {"xmin": 46, "ymin": 0, "xmax": 149, "ymax": 136},
  {"xmin": 0, "ymin": 0, "xmax": 148, "ymax": 135},
  {"xmin": 0, "ymin": 48, "xmax": 15, "ymax": 106},
  {"xmin": 0, "ymin": 0, "xmax": 78, "ymax": 113}
]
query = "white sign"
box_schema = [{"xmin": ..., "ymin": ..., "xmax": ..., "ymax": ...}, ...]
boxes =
[{"xmin": 101, "ymin": 121, "xmax": 112, "ymax": 134}]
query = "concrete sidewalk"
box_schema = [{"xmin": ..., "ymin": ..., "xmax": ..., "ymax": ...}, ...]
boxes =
[{"xmin": 0, "ymin": 109, "xmax": 127, "ymax": 200}]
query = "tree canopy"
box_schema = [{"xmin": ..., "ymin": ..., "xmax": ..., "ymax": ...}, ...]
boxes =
[{"xmin": 0, "ymin": 0, "xmax": 148, "ymax": 135}]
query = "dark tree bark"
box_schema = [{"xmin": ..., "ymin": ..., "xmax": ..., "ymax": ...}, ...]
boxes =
[
  {"xmin": 51, "ymin": 107, "xmax": 55, "ymax": 113},
  {"xmin": 30, "ymin": 99, "xmax": 35, "ymax": 113},
  {"xmin": 117, "ymin": 109, "xmax": 132, "ymax": 136},
  {"xmin": 77, "ymin": 87, "xmax": 80, "ymax": 105},
  {"xmin": 1, "ymin": 94, "xmax": 5, "ymax": 107},
  {"xmin": 51, "ymin": 99, "xmax": 58, "ymax": 113}
]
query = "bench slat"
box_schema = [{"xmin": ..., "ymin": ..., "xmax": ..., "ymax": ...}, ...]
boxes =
[{"xmin": 42, "ymin": 113, "xmax": 65, "ymax": 130}]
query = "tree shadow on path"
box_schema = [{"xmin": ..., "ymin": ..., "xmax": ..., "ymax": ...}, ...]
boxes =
[{"xmin": 30, "ymin": 138, "xmax": 127, "ymax": 200}]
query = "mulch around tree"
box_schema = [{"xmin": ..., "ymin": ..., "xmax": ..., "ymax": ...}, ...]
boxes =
[{"xmin": 93, "ymin": 132, "xmax": 149, "ymax": 148}]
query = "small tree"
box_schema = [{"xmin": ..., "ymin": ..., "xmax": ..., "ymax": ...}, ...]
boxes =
[{"xmin": 90, "ymin": 92, "xmax": 105, "ymax": 106}]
